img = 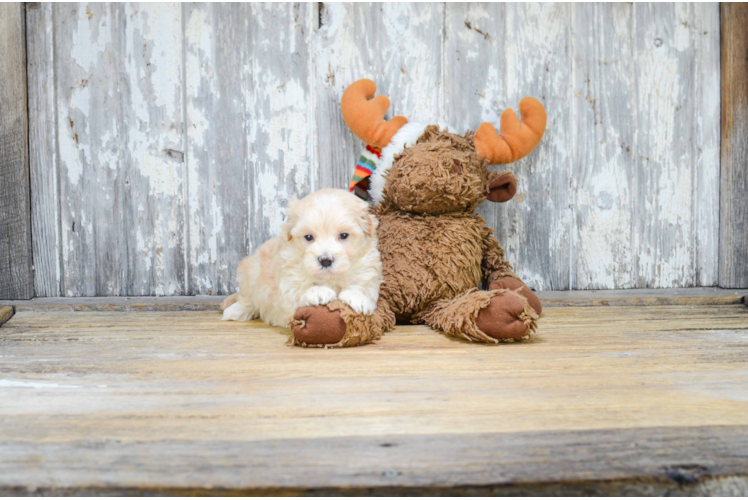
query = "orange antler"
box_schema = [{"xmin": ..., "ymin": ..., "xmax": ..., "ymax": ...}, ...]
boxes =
[
  {"xmin": 474, "ymin": 97, "xmax": 547, "ymax": 164},
  {"xmin": 341, "ymin": 79, "xmax": 408, "ymax": 149}
]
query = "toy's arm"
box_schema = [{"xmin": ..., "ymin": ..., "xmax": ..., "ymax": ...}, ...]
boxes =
[{"xmin": 479, "ymin": 221, "xmax": 516, "ymax": 288}]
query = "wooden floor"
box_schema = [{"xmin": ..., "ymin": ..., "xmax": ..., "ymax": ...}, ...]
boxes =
[{"xmin": 1, "ymin": 293, "xmax": 748, "ymax": 495}]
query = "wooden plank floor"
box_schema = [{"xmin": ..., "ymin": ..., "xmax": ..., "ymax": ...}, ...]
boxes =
[{"xmin": 1, "ymin": 299, "xmax": 748, "ymax": 495}]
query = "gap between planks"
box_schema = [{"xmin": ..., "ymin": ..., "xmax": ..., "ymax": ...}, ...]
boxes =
[{"xmin": 0, "ymin": 287, "xmax": 746, "ymax": 312}]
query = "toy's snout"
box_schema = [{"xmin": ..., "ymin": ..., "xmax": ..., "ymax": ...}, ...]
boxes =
[{"xmin": 486, "ymin": 171, "xmax": 517, "ymax": 203}]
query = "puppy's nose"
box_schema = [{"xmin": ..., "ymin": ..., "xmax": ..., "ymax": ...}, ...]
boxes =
[{"xmin": 318, "ymin": 256, "xmax": 334, "ymax": 268}]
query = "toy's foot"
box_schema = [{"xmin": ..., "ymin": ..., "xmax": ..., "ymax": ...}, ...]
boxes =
[
  {"xmin": 476, "ymin": 290, "xmax": 537, "ymax": 340},
  {"xmin": 290, "ymin": 299, "xmax": 395, "ymax": 348},
  {"xmin": 292, "ymin": 305, "xmax": 347, "ymax": 346},
  {"xmin": 423, "ymin": 289, "xmax": 537, "ymax": 344},
  {"xmin": 490, "ymin": 276, "xmax": 542, "ymax": 314}
]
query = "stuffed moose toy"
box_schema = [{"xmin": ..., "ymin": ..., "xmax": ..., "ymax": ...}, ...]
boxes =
[{"xmin": 291, "ymin": 79, "xmax": 547, "ymax": 347}]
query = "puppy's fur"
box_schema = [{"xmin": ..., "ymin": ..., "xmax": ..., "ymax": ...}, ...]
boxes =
[{"xmin": 221, "ymin": 189, "xmax": 382, "ymax": 327}]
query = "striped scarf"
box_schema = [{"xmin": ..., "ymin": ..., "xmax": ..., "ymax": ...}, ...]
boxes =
[{"xmin": 350, "ymin": 145, "xmax": 381, "ymax": 200}]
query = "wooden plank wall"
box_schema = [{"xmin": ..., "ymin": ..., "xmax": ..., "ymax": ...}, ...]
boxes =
[
  {"xmin": 719, "ymin": 3, "xmax": 748, "ymax": 288},
  {"xmin": 24, "ymin": 3, "xmax": 721, "ymax": 297},
  {"xmin": 0, "ymin": 3, "xmax": 33, "ymax": 300}
]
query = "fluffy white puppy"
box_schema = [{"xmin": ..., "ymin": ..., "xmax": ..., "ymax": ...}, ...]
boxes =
[{"xmin": 221, "ymin": 189, "xmax": 382, "ymax": 327}]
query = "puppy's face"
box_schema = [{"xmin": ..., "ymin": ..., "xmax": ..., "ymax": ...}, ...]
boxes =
[{"xmin": 283, "ymin": 189, "xmax": 377, "ymax": 279}]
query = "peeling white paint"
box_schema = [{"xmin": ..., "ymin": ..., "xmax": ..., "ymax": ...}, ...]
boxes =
[
  {"xmin": 125, "ymin": 3, "xmax": 183, "ymax": 199},
  {"xmin": 34, "ymin": 3, "xmax": 721, "ymax": 295},
  {"xmin": 58, "ymin": 85, "xmax": 90, "ymax": 187},
  {"xmin": 69, "ymin": 5, "xmax": 111, "ymax": 72}
]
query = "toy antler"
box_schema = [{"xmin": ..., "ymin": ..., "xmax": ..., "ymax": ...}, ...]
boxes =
[
  {"xmin": 474, "ymin": 98, "xmax": 547, "ymax": 164},
  {"xmin": 341, "ymin": 79, "xmax": 408, "ymax": 149}
]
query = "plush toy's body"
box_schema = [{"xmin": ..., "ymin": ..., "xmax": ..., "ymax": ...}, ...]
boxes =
[
  {"xmin": 378, "ymin": 210, "xmax": 488, "ymax": 322},
  {"xmin": 291, "ymin": 80, "xmax": 546, "ymax": 347},
  {"xmin": 376, "ymin": 209, "xmax": 536, "ymax": 342}
]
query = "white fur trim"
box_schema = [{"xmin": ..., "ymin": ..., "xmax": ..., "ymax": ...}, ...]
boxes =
[{"xmin": 368, "ymin": 122, "xmax": 428, "ymax": 204}]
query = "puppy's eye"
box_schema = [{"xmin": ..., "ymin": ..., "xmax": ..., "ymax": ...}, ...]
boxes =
[
  {"xmin": 339, "ymin": 233, "xmax": 349, "ymax": 240},
  {"xmin": 304, "ymin": 234, "xmax": 314, "ymax": 242}
]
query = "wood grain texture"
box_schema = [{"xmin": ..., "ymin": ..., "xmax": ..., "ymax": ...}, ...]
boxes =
[
  {"xmin": 315, "ymin": 2, "xmax": 444, "ymax": 190},
  {"xmin": 6, "ymin": 295, "xmax": 224, "ymax": 312},
  {"xmin": 50, "ymin": 4, "xmax": 187, "ymax": 297},
  {"xmin": 0, "ymin": 3, "xmax": 33, "ymax": 300},
  {"xmin": 3, "ymin": 287, "xmax": 746, "ymax": 311},
  {"xmin": 26, "ymin": 3, "xmax": 61, "ymax": 297},
  {"xmin": 184, "ymin": 3, "xmax": 316, "ymax": 295},
  {"xmin": 1, "ymin": 428, "xmax": 748, "ymax": 496},
  {"xmin": 0, "ymin": 304, "xmax": 747, "ymax": 493},
  {"xmin": 445, "ymin": 4, "xmax": 572, "ymax": 292},
  {"xmin": 2, "ymin": 478, "xmax": 748, "ymax": 500},
  {"xmin": 54, "ymin": 3, "xmax": 122, "ymax": 296},
  {"xmin": 634, "ymin": 4, "xmax": 720, "ymax": 289},
  {"xmin": 691, "ymin": 3, "xmax": 721, "ymax": 288},
  {"xmin": 539, "ymin": 286, "xmax": 747, "ymax": 307},
  {"xmin": 573, "ymin": 4, "xmax": 720, "ymax": 290},
  {"xmin": 720, "ymin": 3, "xmax": 748, "ymax": 288},
  {"xmin": 0, "ymin": 306, "xmax": 13, "ymax": 326},
  {"xmin": 121, "ymin": 3, "xmax": 187, "ymax": 296},
  {"xmin": 24, "ymin": 3, "xmax": 722, "ymax": 294},
  {"xmin": 572, "ymin": 3, "xmax": 637, "ymax": 289},
  {"xmin": 183, "ymin": 3, "xmax": 249, "ymax": 296}
]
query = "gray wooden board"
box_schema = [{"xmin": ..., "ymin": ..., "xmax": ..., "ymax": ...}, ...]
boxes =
[
  {"xmin": 1, "ymin": 303, "xmax": 748, "ymax": 494},
  {"xmin": 315, "ymin": 3, "xmax": 444, "ymax": 190},
  {"xmin": 184, "ymin": 3, "xmax": 317, "ymax": 295},
  {"xmin": 2, "ymin": 476, "xmax": 748, "ymax": 500},
  {"xmin": 184, "ymin": 3, "xmax": 251, "ymax": 295},
  {"xmin": 49, "ymin": 4, "xmax": 187, "ymax": 297},
  {"xmin": 572, "ymin": 3, "xmax": 638, "ymax": 290},
  {"xmin": 572, "ymin": 4, "xmax": 720, "ymax": 290},
  {"xmin": 3, "ymin": 481, "xmax": 748, "ymax": 498},
  {"xmin": 445, "ymin": 4, "xmax": 573, "ymax": 292},
  {"xmin": 54, "ymin": 4, "xmax": 124, "ymax": 296},
  {"xmin": 633, "ymin": 4, "xmax": 720, "ymax": 289},
  {"xmin": 1, "ymin": 427, "xmax": 748, "ymax": 495},
  {"xmin": 26, "ymin": 3, "xmax": 61, "ymax": 298},
  {"xmin": 719, "ymin": 4, "xmax": 748, "ymax": 288},
  {"xmin": 24, "ymin": 3, "xmax": 722, "ymax": 296},
  {"xmin": 0, "ymin": 306, "xmax": 13, "ymax": 326},
  {"xmin": 2, "ymin": 287, "xmax": 746, "ymax": 311},
  {"xmin": 0, "ymin": 3, "xmax": 33, "ymax": 300}
]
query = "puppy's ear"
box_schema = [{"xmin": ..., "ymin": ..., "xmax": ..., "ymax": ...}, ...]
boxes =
[
  {"xmin": 281, "ymin": 196, "xmax": 300, "ymax": 241},
  {"xmin": 359, "ymin": 210, "xmax": 378, "ymax": 239}
]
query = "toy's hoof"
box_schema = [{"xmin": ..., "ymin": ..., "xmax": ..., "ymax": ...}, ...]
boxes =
[
  {"xmin": 292, "ymin": 305, "xmax": 347, "ymax": 346},
  {"xmin": 475, "ymin": 291, "xmax": 533, "ymax": 340},
  {"xmin": 490, "ymin": 276, "xmax": 542, "ymax": 314}
]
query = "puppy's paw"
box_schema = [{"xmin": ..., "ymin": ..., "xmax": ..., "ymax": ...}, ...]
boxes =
[
  {"xmin": 221, "ymin": 293, "xmax": 239, "ymax": 311},
  {"xmin": 338, "ymin": 289, "xmax": 377, "ymax": 315},
  {"xmin": 299, "ymin": 286, "xmax": 337, "ymax": 308},
  {"xmin": 222, "ymin": 301, "xmax": 256, "ymax": 322}
]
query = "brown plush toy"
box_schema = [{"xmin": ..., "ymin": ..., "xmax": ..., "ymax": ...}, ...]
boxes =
[{"xmin": 291, "ymin": 79, "xmax": 546, "ymax": 347}]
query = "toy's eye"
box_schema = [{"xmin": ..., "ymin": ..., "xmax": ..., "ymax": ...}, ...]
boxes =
[
  {"xmin": 339, "ymin": 233, "xmax": 349, "ymax": 240},
  {"xmin": 304, "ymin": 234, "xmax": 314, "ymax": 242}
]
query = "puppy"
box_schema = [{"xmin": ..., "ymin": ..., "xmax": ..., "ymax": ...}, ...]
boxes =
[{"xmin": 221, "ymin": 189, "xmax": 382, "ymax": 327}]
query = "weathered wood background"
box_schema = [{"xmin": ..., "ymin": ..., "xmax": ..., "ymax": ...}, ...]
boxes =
[
  {"xmin": 0, "ymin": 3, "xmax": 33, "ymax": 300},
  {"xmin": 25, "ymin": 3, "xmax": 722, "ymax": 296},
  {"xmin": 719, "ymin": 3, "xmax": 748, "ymax": 289}
]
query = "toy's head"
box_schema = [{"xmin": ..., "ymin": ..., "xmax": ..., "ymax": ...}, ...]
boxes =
[{"xmin": 342, "ymin": 79, "xmax": 546, "ymax": 215}]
